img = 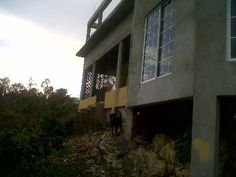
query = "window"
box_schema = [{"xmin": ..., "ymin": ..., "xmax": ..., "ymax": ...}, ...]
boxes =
[
  {"xmin": 142, "ymin": 0, "xmax": 176, "ymax": 82},
  {"xmin": 227, "ymin": 0, "xmax": 236, "ymax": 60}
]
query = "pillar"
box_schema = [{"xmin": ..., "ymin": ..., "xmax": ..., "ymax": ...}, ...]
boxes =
[
  {"xmin": 191, "ymin": 95, "xmax": 220, "ymax": 177},
  {"xmin": 89, "ymin": 63, "xmax": 96, "ymax": 97},
  {"xmin": 80, "ymin": 69, "xmax": 87, "ymax": 100},
  {"xmin": 115, "ymin": 41, "xmax": 123, "ymax": 90}
]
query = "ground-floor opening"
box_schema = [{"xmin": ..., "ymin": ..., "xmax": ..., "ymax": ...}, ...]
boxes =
[
  {"xmin": 219, "ymin": 96, "xmax": 236, "ymax": 177},
  {"xmin": 132, "ymin": 98, "xmax": 193, "ymax": 141}
]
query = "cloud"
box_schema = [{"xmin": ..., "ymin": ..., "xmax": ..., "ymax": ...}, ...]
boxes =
[{"xmin": 0, "ymin": 13, "xmax": 84, "ymax": 97}]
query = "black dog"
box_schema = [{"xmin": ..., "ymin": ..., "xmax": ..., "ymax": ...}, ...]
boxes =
[{"xmin": 109, "ymin": 110, "xmax": 122, "ymax": 135}]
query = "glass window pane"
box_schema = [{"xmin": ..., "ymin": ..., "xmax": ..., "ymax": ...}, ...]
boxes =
[
  {"xmin": 163, "ymin": 45, "xmax": 169, "ymax": 59},
  {"xmin": 168, "ymin": 57, "xmax": 173, "ymax": 72},
  {"xmin": 171, "ymin": 11, "xmax": 176, "ymax": 25},
  {"xmin": 165, "ymin": 14, "xmax": 171, "ymax": 29},
  {"xmin": 143, "ymin": 63, "xmax": 156, "ymax": 81},
  {"xmin": 153, "ymin": 36, "xmax": 157, "ymax": 48},
  {"xmin": 158, "ymin": 0, "xmax": 175, "ymax": 76},
  {"xmin": 142, "ymin": 9, "xmax": 160, "ymax": 81},
  {"xmin": 232, "ymin": 0, "xmax": 236, "ymax": 17},
  {"xmin": 166, "ymin": 43, "xmax": 172, "ymax": 58},
  {"xmin": 231, "ymin": 18, "xmax": 236, "ymax": 37},
  {"xmin": 160, "ymin": 60, "xmax": 168, "ymax": 75},
  {"xmin": 162, "ymin": 5, "xmax": 166, "ymax": 18},
  {"xmin": 231, "ymin": 38, "xmax": 236, "ymax": 58},
  {"xmin": 172, "ymin": 0, "xmax": 176, "ymax": 11},
  {"xmin": 170, "ymin": 41, "xmax": 174, "ymax": 56},
  {"xmin": 166, "ymin": 29, "xmax": 171, "ymax": 43},
  {"xmin": 170, "ymin": 28, "xmax": 175, "ymax": 41}
]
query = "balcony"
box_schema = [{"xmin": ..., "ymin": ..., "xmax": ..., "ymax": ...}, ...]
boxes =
[
  {"xmin": 78, "ymin": 86, "xmax": 127, "ymax": 111},
  {"xmin": 104, "ymin": 86, "xmax": 127, "ymax": 109},
  {"xmin": 78, "ymin": 96, "xmax": 96, "ymax": 110}
]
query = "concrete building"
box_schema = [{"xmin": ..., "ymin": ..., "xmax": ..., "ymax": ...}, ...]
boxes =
[{"xmin": 76, "ymin": 0, "xmax": 236, "ymax": 176}]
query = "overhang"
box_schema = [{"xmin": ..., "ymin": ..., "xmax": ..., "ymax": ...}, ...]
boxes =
[{"xmin": 76, "ymin": 0, "xmax": 134, "ymax": 57}]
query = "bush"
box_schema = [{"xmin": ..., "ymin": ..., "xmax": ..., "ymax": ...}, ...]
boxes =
[
  {"xmin": 0, "ymin": 117, "xmax": 66, "ymax": 177},
  {"xmin": 33, "ymin": 159, "xmax": 65, "ymax": 177},
  {"xmin": 174, "ymin": 129, "xmax": 192, "ymax": 164},
  {"xmin": 0, "ymin": 129, "xmax": 22, "ymax": 177}
]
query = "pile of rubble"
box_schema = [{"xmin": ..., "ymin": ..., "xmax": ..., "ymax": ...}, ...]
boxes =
[{"xmin": 62, "ymin": 131, "xmax": 190, "ymax": 177}]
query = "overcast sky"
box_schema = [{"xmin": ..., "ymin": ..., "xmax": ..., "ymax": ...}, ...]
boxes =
[{"xmin": 0, "ymin": 0, "xmax": 108, "ymax": 97}]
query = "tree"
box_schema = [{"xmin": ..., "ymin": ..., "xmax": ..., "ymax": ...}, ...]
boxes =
[
  {"xmin": 0, "ymin": 77, "xmax": 79, "ymax": 177},
  {"xmin": 41, "ymin": 78, "xmax": 53, "ymax": 98},
  {"xmin": 0, "ymin": 77, "xmax": 10, "ymax": 96}
]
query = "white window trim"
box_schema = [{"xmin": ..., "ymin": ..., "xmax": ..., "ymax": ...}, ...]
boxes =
[
  {"xmin": 141, "ymin": 1, "xmax": 175, "ymax": 84},
  {"xmin": 227, "ymin": 0, "xmax": 236, "ymax": 61},
  {"xmin": 140, "ymin": 8, "xmax": 161, "ymax": 84}
]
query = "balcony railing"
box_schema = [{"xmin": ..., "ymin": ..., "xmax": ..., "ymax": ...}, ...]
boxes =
[
  {"xmin": 78, "ymin": 86, "xmax": 127, "ymax": 111},
  {"xmin": 78, "ymin": 96, "xmax": 97, "ymax": 110},
  {"xmin": 86, "ymin": 0, "xmax": 121, "ymax": 40},
  {"xmin": 104, "ymin": 86, "xmax": 127, "ymax": 109}
]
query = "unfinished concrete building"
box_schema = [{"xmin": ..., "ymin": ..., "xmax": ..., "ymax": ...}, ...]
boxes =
[{"xmin": 76, "ymin": 0, "xmax": 236, "ymax": 177}]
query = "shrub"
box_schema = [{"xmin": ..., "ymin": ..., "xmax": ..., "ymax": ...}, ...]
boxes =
[{"xmin": 174, "ymin": 129, "xmax": 192, "ymax": 164}]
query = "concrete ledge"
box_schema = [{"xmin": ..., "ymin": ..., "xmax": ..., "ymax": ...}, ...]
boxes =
[
  {"xmin": 104, "ymin": 86, "xmax": 127, "ymax": 109},
  {"xmin": 78, "ymin": 96, "xmax": 97, "ymax": 110}
]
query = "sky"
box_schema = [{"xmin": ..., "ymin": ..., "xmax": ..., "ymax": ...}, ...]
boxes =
[{"xmin": 0, "ymin": 0, "xmax": 108, "ymax": 98}]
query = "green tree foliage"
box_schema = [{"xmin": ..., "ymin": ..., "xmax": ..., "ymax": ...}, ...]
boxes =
[
  {"xmin": 0, "ymin": 77, "xmax": 78, "ymax": 177},
  {"xmin": 174, "ymin": 129, "xmax": 192, "ymax": 164}
]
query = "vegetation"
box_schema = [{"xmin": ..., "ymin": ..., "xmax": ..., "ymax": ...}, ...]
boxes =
[
  {"xmin": 174, "ymin": 129, "xmax": 192, "ymax": 164},
  {"xmin": 0, "ymin": 77, "xmax": 78, "ymax": 177}
]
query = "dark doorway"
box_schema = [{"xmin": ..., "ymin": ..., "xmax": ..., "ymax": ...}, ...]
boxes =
[
  {"xmin": 132, "ymin": 98, "xmax": 193, "ymax": 141},
  {"xmin": 219, "ymin": 96, "xmax": 236, "ymax": 177}
]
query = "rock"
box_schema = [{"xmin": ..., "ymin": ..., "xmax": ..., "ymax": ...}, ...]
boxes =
[
  {"xmin": 114, "ymin": 134, "xmax": 128, "ymax": 157},
  {"xmin": 146, "ymin": 152, "xmax": 166, "ymax": 177},
  {"xmin": 175, "ymin": 165, "xmax": 190, "ymax": 177},
  {"xmin": 160, "ymin": 142, "xmax": 176, "ymax": 174},
  {"xmin": 152, "ymin": 134, "xmax": 173, "ymax": 154},
  {"xmin": 91, "ymin": 147, "xmax": 100, "ymax": 158},
  {"xmin": 126, "ymin": 147, "xmax": 166, "ymax": 177},
  {"xmin": 160, "ymin": 142, "xmax": 175, "ymax": 163},
  {"xmin": 99, "ymin": 138, "xmax": 114, "ymax": 154},
  {"xmin": 104, "ymin": 153, "xmax": 117, "ymax": 163}
]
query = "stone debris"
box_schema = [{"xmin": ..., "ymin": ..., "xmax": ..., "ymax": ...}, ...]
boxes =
[{"xmin": 61, "ymin": 131, "xmax": 190, "ymax": 177}]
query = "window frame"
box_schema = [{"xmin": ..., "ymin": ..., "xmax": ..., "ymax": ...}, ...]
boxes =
[
  {"xmin": 141, "ymin": 8, "xmax": 161, "ymax": 83},
  {"xmin": 141, "ymin": 0, "xmax": 175, "ymax": 83},
  {"xmin": 227, "ymin": 0, "xmax": 236, "ymax": 61}
]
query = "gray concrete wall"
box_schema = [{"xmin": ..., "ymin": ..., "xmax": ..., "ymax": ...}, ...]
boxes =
[
  {"xmin": 127, "ymin": 0, "xmax": 195, "ymax": 107},
  {"xmin": 191, "ymin": 0, "xmax": 236, "ymax": 177},
  {"xmin": 84, "ymin": 12, "xmax": 133, "ymax": 69}
]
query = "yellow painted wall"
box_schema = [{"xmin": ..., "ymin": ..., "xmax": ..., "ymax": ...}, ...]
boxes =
[
  {"xmin": 104, "ymin": 86, "xmax": 127, "ymax": 109},
  {"xmin": 78, "ymin": 96, "xmax": 97, "ymax": 110},
  {"xmin": 117, "ymin": 86, "xmax": 127, "ymax": 107},
  {"xmin": 104, "ymin": 90, "xmax": 116, "ymax": 109}
]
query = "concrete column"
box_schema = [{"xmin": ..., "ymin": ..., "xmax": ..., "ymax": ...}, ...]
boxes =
[
  {"xmin": 111, "ymin": 42, "xmax": 124, "ymax": 113},
  {"xmin": 191, "ymin": 95, "xmax": 220, "ymax": 177},
  {"xmin": 86, "ymin": 25, "xmax": 91, "ymax": 41},
  {"xmin": 80, "ymin": 69, "xmax": 87, "ymax": 100},
  {"xmin": 115, "ymin": 41, "xmax": 124, "ymax": 90},
  {"xmin": 98, "ymin": 12, "xmax": 103, "ymax": 26},
  {"xmin": 89, "ymin": 63, "xmax": 96, "ymax": 97},
  {"xmin": 124, "ymin": 108, "xmax": 133, "ymax": 140}
]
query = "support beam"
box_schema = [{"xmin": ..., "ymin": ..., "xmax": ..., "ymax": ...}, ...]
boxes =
[
  {"xmin": 88, "ymin": 0, "xmax": 112, "ymax": 26},
  {"xmin": 80, "ymin": 69, "xmax": 87, "ymax": 100},
  {"xmin": 115, "ymin": 41, "xmax": 124, "ymax": 89},
  {"xmin": 86, "ymin": 0, "xmax": 112, "ymax": 40},
  {"xmin": 191, "ymin": 95, "xmax": 220, "ymax": 177},
  {"xmin": 90, "ymin": 63, "xmax": 96, "ymax": 97}
]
